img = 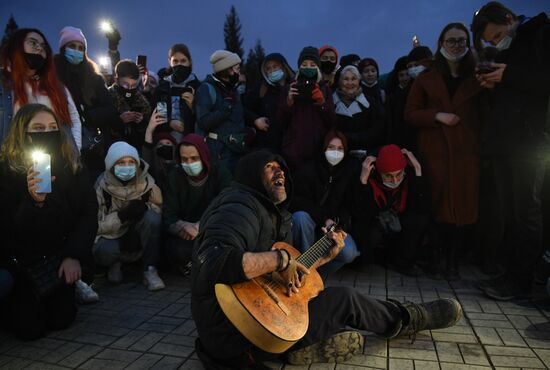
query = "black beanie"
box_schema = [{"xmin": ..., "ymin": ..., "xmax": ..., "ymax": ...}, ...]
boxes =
[
  {"xmin": 393, "ymin": 56, "xmax": 409, "ymax": 72},
  {"xmin": 115, "ymin": 59, "xmax": 140, "ymax": 79},
  {"xmin": 298, "ymin": 46, "xmax": 320, "ymax": 67},
  {"xmin": 407, "ymin": 46, "xmax": 433, "ymax": 64}
]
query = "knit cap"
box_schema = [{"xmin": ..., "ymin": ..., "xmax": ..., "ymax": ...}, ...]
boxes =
[
  {"xmin": 105, "ymin": 142, "xmax": 140, "ymax": 170},
  {"xmin": 59, "ymin": 26, "xmax": 87, "ymax": 50},
  {"xmin": 210, "ymin": 50, "xmax": 241, "ymax": 73},
  {"xmin": 376, "ymin": 144, "xmax": 407, "ymax": 173},
  {"xmin": 298, "ymin": 46, "xmax": 320, "ymax": 67}
]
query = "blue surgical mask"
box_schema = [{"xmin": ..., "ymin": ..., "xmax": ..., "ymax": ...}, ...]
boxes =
[
  {"xmin": 408, "ymin": 65, "xmax": 426, "ymax": 79},
  {"xmin": 64, "ymin": 48, "xmax": 84, "ymax": 65},
  {"xmin": 114, "ymin": 165, "xmax": 136, "ymax": 181},
  {"xmin": 267, "ymin": 69, "xmax": 284, "ymax": 84},
  {"xmin": 181, "ymin": 161, "xmax": 203, "ymax": 177}
]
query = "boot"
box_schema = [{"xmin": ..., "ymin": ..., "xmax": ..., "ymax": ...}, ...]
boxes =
[
  {"xmin": 388, "ymin": 298, "xmax": 462, "ymax": 342},
  {"xmin": 286, "ymin": 330, "xmax": 364, "ymax": 365}
]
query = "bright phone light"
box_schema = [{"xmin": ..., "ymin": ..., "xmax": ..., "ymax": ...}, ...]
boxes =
[
  {"xmin": 32, "ymin": 151, "xmax": 45, "ymax": 161},
  {"xmin": 98, "ymin": 56, "xmax": 110, "ymax": 68},
  {"xmin": 100, "ymin": 20, "xmax": 113, "ymax": 33}
]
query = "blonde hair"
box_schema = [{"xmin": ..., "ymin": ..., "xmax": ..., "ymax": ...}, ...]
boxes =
[{"xmin": 0, "ymin": 103, "xmax": 81, "ymax": 174}]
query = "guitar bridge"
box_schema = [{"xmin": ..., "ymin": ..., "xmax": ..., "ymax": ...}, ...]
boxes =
[{"xmin": 253, "ymin": 278, "xmax": 290, "ymax": 315}]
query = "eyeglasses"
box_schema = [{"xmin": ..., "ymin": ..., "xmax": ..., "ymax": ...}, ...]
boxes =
[
  {"xmin": 444, "ymin": 38, "xmax": 468, "ymax": 48},
  {"xmin": 25, "ymin": 38, "xmax": 47, "ymax": 51}
]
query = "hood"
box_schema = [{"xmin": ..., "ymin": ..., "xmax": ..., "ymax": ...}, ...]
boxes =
[
  {"xmin": 260, "ymin": 53, "xmax": 295, "ymax": 86},
  {"xmin": 234, "ymin": 150, "xmax": 293, "ymax": 208},
  {"xmin": 102, "ymin": 158, "xmax": 156, "ymax": 200},
  {"xmin": 178, "ymin": 133, "xmax": 211, "ymax": 172}
]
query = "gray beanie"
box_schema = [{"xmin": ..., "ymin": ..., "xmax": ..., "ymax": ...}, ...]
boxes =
[
  {"xmin": 105, "ymin": 141, "xmax": 140, "ymax": 170},
  {"xmin": 210, "ymin": 50, "xmax": 241, "ymax": 73}
]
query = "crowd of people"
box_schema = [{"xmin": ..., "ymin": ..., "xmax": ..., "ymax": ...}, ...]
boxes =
[{"xmin": 0, "ymin": 1, "xmax": 549, "ymax": 368}]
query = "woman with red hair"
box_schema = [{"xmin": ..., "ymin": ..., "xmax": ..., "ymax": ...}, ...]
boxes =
[{"xmin": 0, "ymin": 28, "xmax": 81, "ymax": 149}]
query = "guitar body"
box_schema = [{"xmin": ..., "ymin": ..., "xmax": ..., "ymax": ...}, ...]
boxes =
[{"xmin": 215, "ymin": 242, "xmax": 324, "ymax": 353}]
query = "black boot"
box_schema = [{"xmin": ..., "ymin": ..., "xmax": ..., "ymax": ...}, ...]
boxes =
[{"xmin": 388, "ymin": 298, "xmax": 462, "ymax": 342}]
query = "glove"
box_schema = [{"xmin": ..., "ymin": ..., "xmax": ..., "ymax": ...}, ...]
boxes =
[
  {"xmin": 118, "ymin": 199, "xmax": 148, "ymax": 223},
  {"xmin": 311, "ymin": 84, "xmax": 325, "ymax": 105},
  {"xmin": 106, "ymin": 27, "xmax": 121, "ymax": 51}
]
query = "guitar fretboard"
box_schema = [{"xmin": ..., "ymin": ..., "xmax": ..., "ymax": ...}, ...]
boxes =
[{"xmin": 296, "ymin": 233, "xmax": 335, "ymax": 268}]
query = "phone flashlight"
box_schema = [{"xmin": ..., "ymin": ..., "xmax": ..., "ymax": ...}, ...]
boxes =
[{"xmin": 100, "ymin": 20, "xmax": 113, "ymax": 33}]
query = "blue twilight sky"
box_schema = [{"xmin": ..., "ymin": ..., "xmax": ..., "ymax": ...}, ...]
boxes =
[{"xmin": 1, "ymin": 0, "xmax": 549, "ymax": 79}]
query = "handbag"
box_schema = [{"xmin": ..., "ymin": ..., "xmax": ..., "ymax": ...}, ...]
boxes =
[{"xmin": 18, "ymin": 255, "xmax": 64, "ymax": 301}]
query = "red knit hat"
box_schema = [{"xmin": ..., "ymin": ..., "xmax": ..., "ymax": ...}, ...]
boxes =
[
  {"xmin": 376, "ymin": 144, "xmax": 407, "ymax": 173},
  {"xmin": 319, "ymin": 45, "xmax": 339, "ymax": 61}
]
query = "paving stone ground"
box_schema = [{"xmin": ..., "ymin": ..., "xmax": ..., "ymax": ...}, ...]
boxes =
[{"xmin": 1, "ymin": 265, "xmax": 550, "ymax": 370}]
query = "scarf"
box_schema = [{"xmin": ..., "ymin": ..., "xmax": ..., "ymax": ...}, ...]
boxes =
[{"xmin": 369, "ymin": 178, "xmax": 409, "ymax": 214}]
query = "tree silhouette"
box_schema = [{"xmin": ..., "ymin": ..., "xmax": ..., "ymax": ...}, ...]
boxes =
[
  {"xmin": 1, "ymin": 15, "xmax": 19, "ymax": 49},
  {"xmin": 223, "ymin": 6, "xmax": 244, "ymax": 59},
  {"xmin": 244, "ymin": 39, "xmax": 266, "ymax": 89}
]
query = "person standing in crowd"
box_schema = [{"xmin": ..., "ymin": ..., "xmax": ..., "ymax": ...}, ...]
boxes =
[
  {"xmin": 358, "ymin": 58, "xmax": 387, "ymax": 106},
  {"xmin": 340, "ymin": 54, "xmax": 361, "ymax": 68},
  {"xmin": 93, "ymin": 141, "xmax": 165, "ymax": 291},
  {"xmin": 290, "ymin": 130, "xmax": 361, "ymax": 276},
  {"xmin": 406, "ymin": 46, "xmax": 434, "ymax": 80},
  {"xmin": 387, "ymin": 56, "xmax": 414, "ymax": 149},
  {"xmin": 352, "ymin": 145, "xmax": 430, "ymax": 276},
  {"xmin": 405, "ymin": 23, "xmax": 482, "ymax": 280},
  {"xmin": 54, "ymin": 26, "xmax": 118, "ymax": 178},
  {"xmin": 195, "ymin": 50, "xmax": 250, "ymax": 173},
  {"xmin": 156, "ymin": 43, "xmax": 201, "ymax": 140},
  {"xmin": 0, "ymin": 104, "xmax": 97, "ymax": 340},
  {"xmin": 278, "ymin": 46, "xmax": 335, "ymax": 169},
  {"xmin": 471, "ymin": 2, "xmax": 550, "ymax": 299},
  {"xmin": 108, "ymin": 60, "xmax": 151, "ymax": 152},
  {"xmin": 319, "ymin": 45, "xmax": 339, "ymax": 88},
  {"xmin": 162, "ymin": 134, "xmax": 231, "ymax": 274},
  {"xmin": 243, "ymin": 52, "xmax": 295, "ymax": 153},
  {"xmin": 0, "ymin": 28, "xmax": 82, "ymax": 148},
  {"xmin": 191, "ymin": 150, "xmax": 462, "ymax": 368},
  {"xmin": 333, "ymin": 65, "xmax": 385, "ymax": 152}
]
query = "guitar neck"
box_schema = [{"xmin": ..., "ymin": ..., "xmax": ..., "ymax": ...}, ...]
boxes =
[{"xmin": 296, "ymin": 233, "xmax": 335, "ymax": 269}]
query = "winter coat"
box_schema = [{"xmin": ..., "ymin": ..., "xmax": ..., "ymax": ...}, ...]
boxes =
[
  {"xmin": 481, "ymin": 13, "xmax": 550, "ymax": 157},
  {"xmin": 405, "ymin": 69, "xmax": 482, "ymax": 225},
  {"xmin": 94, "ymin": 159, "xmax": 162, "ymax": 241},
  {"xmin": 387, "ymin": 85, "xmax": 416, "ymax": 150},
  {"xmin": 0, "ymin": 161, "xmax": 98, "ymax": 270},
  {"xmin": 278, "ymin": 82, "xmax": 335, "ymax": 169},
  {"xmin": 333, "ymin": 91, "xmax": 385, "ymax": 151}
]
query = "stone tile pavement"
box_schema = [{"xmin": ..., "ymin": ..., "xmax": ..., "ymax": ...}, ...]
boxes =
[{"xmin": 1, "ymin": 265, "xmax": 550, "ymax": 369}]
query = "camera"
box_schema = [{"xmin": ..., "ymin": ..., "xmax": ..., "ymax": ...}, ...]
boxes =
[{"xmin": 376, "ymin": 209, "xmax": 402, "ymax": 234}]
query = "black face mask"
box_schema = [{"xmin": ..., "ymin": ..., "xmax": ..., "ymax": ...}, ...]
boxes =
[
  {"xmin": 27, "ymin": 131, "xmax": 62, "ymax": 155},
  {"xmin": 155, "ymin": 145, "xmax": 174, "ymax": 161},
  {"xmin": 118, "ymin": 84, "xmax": 137, "ymax": 100},
  {"xmin": 320, "ymin": 60, "xmax": 337, "ymax": 74},
  {"xmin": 25, "ymin": 52, "xmax": 46, "ymax": 72},
  {"xmin": 227, "ymin": 72, "xmax": 240, "ymax": 88},
  {"xmin": 172, "ymin": 65, "xmax": 192, "ymax": 84}
]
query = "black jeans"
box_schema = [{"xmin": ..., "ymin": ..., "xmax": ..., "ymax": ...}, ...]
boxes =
[{"xmin": 480, "ymin": 157, "xmax": 545, "ymax": 284}]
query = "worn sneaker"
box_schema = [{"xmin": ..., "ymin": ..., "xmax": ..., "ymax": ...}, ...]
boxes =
[
  {"xmin": 286, "ymin": 330, "xmax": 364, "ymax": 365},
  {"xmin": 108, "ymin": 262, "xmax": 123, "ymax": 283},
  {"xmin": 75, "ymin": 280, "xmax": 99, "ymax": 304},
  {"xmin": 143, "ymin": 266, "xmax": 166, "ymax": 291}
]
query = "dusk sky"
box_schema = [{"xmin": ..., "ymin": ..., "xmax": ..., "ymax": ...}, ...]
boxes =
[{"xmin": 1, "ymin": 0, "xmax": 549, "ymax": 79}]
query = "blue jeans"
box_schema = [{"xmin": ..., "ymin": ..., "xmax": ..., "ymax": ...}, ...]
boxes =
[
  {"xmin": 292, "ymin": 211, "xmax": 360, "ymax": 275},
  {"xmin": 0, "ymin": 268, "xmax": 13, "ymax": 300}
]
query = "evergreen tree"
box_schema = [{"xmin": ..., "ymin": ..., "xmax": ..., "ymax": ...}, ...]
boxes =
[
  {"xmin": 244, "ymin": 40, "xmax": 266, "ymax": 90},
  {"xmin": 1, "ymin": 15, "xmax": 18, "ymax": 48},
  {"xmin": 223, "ymin": 6, "xmax": 244, "ymax": 59},
  {"xmin": 253, "ymin": 40, "xmax": 266, "ymax": 65}
]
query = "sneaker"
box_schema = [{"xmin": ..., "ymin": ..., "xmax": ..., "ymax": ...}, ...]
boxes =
[
  {"xmin": 143, "ymin": 266, "xmax": 166, "ymax": 291},
  {"xmin": 286, "ymin": 330, "xmax": 364, "ymax": 365},
  {"xmin": 108, "ymin": 262, "xmax": 123, "ymax": 283},
  {"xmin": 75, "ymin": 280, "xmax": 99, "ymax": 304}
]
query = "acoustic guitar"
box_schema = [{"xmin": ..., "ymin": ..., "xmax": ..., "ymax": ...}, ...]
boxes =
[{"xmin": 215, "ymin": 225, "xmax": 337, "ymax": 353}]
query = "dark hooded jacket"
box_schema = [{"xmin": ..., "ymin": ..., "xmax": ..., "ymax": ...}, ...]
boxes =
[
  {"xmin": 191, "ymin": 150, "xmax": 293, "ymax": 359},
  {"xmin": 243, "ymin": 53, "xmax": 295, "ymax": 152},
  {"xmin": 162, "ymin": 134, "xmax": 232, "ymax": 230}
]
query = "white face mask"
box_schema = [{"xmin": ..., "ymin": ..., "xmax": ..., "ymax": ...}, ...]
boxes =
[
  {"xmin": 325, "ymin": 150, "xmax": 344, "ymax": 166},
  {"xmin": 440, "ymin": 47, "xmax": 469, "ymax": 62},
  {"xmin": 383, "ymin": 178, "xmax": 404, "ymax": 189},
  {"xmin": 495, "ymin": 35, "xmax": 513, "ymax": 51},
  {"xmin": 408, "ymin": 65, "xmax": 426, "ymax": 79}
]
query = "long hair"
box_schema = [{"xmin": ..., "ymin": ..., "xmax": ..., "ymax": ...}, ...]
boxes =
[
  {"xmin": 54, "ymin": 48, "xmax": 103, "ymax": 107},
  {"xmin": 0, "ymin": 28, "xmax": 72, "ymax": 125},
  {"xmin": 0, "ymin": 104, "xmax": 81, "ymax": 174},
  {"xmin": 433, "ymin": 23, "xmax": 476, "ymax": 78}
]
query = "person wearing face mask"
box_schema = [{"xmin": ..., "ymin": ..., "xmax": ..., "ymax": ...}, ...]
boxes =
[
  {"xmin": 471, "ymin": 2, "xmax": 550, "ymax": 300},
  {"xmin": 0, "ymin": 28, "xmax": 82, "ymax": 149},
  {"xmin": 93, "ymin": 141, "xmax": 165, "ymax": 291},
  {"xmin": 290, "ymin": 130, "xmax": 361, "ymax": 276},
  {"xmin": 108, "ymin": 60, "xmax": 152, "ymax": 152},
  {"xmin": 406, "ymin": 46, "xmax": 433, "ymax": 81},
  {"xmin": 54, "ymin": 26, "xmax": 118, "ymax": 181},
  {"xmin": 0, "ymin": 104, "xmax": 98, "ymax": 340},
  {"xmin": 333, "ymin": 65, "xmax": 385, "ymax": 152},
  {"xmin": 162, "ymin": 134, "xmax": 231, "ymax": 274},
  {"xmin": 196, "ymin": 50, "xmax": 252, "ymax": 174},
  {"xmin": 405, "ymin": 23, "xmax": 482, "ymax": 280},
  {"xmin": 352, "ymin": 145, "xmax": 429, "ymax": 276},
  {"xmin": 242, "ymin": 53, "xmax": 295, "ymax": 153},
  {"xmin": 319, "ymin": 45, "xmax": 339, "ymax": 88},
  {"xmin": 156, "ymin": 44, "xmax": 201, "ymax": 140},
  {"xmin": 358, "ymin": 58, "xmax": 386, "ymax": 107},
  {"xmin": 278, "ymin": 46, "xmax": 336, "ymax": 170}
]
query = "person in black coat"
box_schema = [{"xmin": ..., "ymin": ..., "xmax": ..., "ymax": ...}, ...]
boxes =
[
  {"xmin": 0, "ymin": 104, "xmax": 98, "ymax": 340},
  {"xmin": 243, "ymin": 53, "xmax": 295, "ymax": 153},
  {"xmin": 352, "ymin": 144, "xmax": 430, "ymax": 276},
  {"xmin": 290, "ymin": 130, "xmax": 361, "ymax": 275},
  {"xmin": 386, "ymin": 56, "xmax": 415, "ymax": 149},
  {"xmin": 472, "ymin": 3, "xmax": 550, "ymax": 300}
]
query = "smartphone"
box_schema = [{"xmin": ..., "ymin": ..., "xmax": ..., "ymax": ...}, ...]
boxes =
[
  {"xmin": 136, "ymin": 55, "xmax": 147, "ymax": 69},
  {"xmin": 32, "ymin": 152, "xmax": 51, "ymax": 194},
  {"xmin": 156, "ymin": 102, "xmax": 168, "ymax": 118}
]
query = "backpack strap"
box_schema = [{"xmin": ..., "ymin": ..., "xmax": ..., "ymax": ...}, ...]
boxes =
[{"xmin": 206, "ymin": 82, "xmax": 217, "ymax": 106}]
